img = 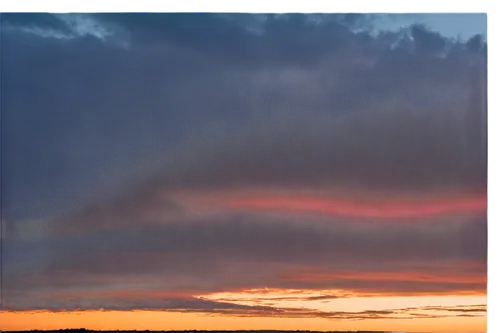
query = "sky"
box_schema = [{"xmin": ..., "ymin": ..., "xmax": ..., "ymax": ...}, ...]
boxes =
[{"xmin": 0, "ymin": 12, "xmax": 488, "ymax": 332}]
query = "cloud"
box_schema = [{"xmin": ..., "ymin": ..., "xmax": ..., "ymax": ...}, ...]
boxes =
[
  {"xmin": 2, "ymin": 292, "xmax": 284, "ymax": 314},
  {"xmin": 1, "ymin": 13, "xmax": 487, "ymax": 316},
  {"xmin": 3, "ymin": 210, "xmax": 487, "ymax": 311},
  {"xmin": 3, "ymin": 291, "xmax": 486, "ymax": 322},
  {"xmin": 1, "ymin": 13, "xmax": 486, "ymax": 220}
]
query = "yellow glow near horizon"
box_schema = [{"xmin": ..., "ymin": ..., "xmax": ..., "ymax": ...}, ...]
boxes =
[
  {"xmin": 0, "ymin": 309, "xmax": 486, "ymax": 333},
  {"xmin": 0, "ymin": 291, "xmax": 487, "ymax": 332},
  {"xmin": 199, "ymin": 289, "xmax": 486, "ymax": 313}
]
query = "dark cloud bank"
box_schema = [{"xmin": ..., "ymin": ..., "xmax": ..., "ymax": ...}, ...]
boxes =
[{"xmin": 0, "ymin": 13, "xmax": 487, "ymax": 316}]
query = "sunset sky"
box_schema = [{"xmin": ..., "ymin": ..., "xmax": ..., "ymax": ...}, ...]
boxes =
[{"xmin": 0, "ymin": 12, "xmax": 487, "ymax": 333}]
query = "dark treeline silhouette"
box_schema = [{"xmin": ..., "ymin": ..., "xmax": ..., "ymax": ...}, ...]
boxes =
[{"xmin": 0, "ymin": 328, "xmax": 408, "ymax": 333}]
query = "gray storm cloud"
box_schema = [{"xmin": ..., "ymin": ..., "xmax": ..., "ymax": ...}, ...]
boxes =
[{"xmin": 0, "ymin": 13, "xmax": 487, "ymax": 314}]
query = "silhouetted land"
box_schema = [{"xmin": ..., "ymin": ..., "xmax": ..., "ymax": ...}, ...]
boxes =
[{"xmin": 0, "ymin": 328, "xmax": 412, "ymax": 333}]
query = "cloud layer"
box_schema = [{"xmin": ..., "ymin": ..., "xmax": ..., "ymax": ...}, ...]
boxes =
[{"xmin": 1, "ymin": 13, "xmax": 487, "ymax": 321}]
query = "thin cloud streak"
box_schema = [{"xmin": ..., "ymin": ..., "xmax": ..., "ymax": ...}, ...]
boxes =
[
  {"xmin": 1, "ymin": 301, "xmax": 487, "ymax": 322},
  {"xmin": 183, "ymin": 190, "xmax": 487, "ymax": 219}
]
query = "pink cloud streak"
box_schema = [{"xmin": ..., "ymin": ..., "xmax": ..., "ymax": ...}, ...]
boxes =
[{"xmin": 186, "ymin": 191, "xmax": 487, "ymax": 219}]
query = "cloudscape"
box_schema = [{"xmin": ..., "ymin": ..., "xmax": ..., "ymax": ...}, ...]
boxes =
[{"xmin": 0, "ymin": 12, "xmax": 487, "ymax": 333}]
